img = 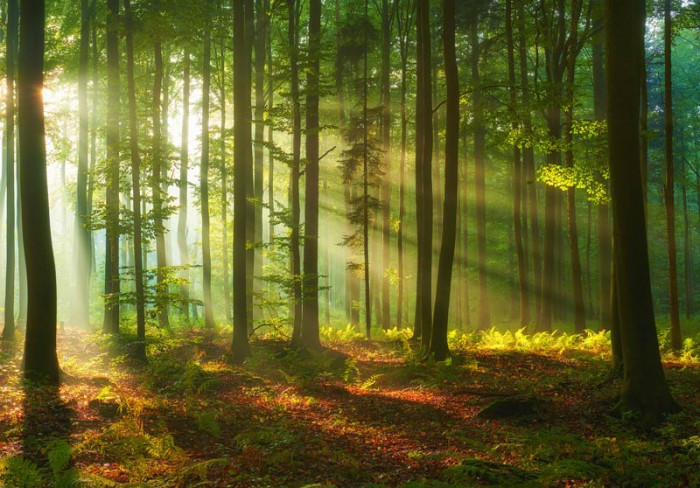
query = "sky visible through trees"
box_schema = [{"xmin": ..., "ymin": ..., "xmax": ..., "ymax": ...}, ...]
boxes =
[{"xmin": 0, "ymin": 0, "xmax": 699, "ymax": 486}]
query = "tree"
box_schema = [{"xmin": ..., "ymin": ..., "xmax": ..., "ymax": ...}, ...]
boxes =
[
  {"xmin": 201, "ymin": 4, "xmax": 215, "ymax": 329},
  {"xmin": 301, "ymin": 0, "xmax": 323, "ymax": 350},
  {"xmin": 605, "ymin": 0, "xmax": 679, "ymax": 424},
  {"xmin": 103, "ymin": 0, "xmax": 120, "ymax": 334},
  {"xmin": 396, "ymin": 0, "xmax": 414, "ymax": 329},
  {"xmin": 2, "ymin": 0, "xmax": 18, "ymax": 341},
  {"xmin": 289, "ymin": 0, "xmax": 303, "ymax": 345},
  {"xmin": 379, "ymin": 0, "xmax": 393, "ymax": 331},
  {"xmin": 591, "ymin": 0, "xmax": 612, "ymax": 332},
  {"xmin": 505, "ymin": 0, "xmax": 529, "ymax": 328},
  {"xmin": 232, "ymin": 0, "xmax": 253, "ymax": 362},
  {"xmin": 664, "ymin": 0, "xmax": 682, "ymax": 351},
  {"xmin": 124, "ymin": 0, "xmax": 146, "ymax": 361},
  {"xmin": 152, "ymin": 29, "xmax": 170, "ymax": 329},
  {"xmin": 414, "ymin": 0, "xmax": 433, "ymax": 345},
  {"xmin": 430, "ymin": 0, "xmax": 458, "ymax": 361},
  {"xmin": 178, "ymin": 45, "xmax": 191, "ymax": 322},
  {"xmin": 19, "ymin": 0, "xmax": 60, "ymax": 383},
  {"xmin": 74, "ymin": 0, "xmax": 91, "ymax": 328},
  {"xmin": 470, "ymin": 5, "xmax": 489, "ymax": 331}
]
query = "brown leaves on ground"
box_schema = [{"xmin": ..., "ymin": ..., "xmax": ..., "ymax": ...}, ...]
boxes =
[{"xmin": 0, "ymin": 327, "xmax": 698, "ymax": 487}]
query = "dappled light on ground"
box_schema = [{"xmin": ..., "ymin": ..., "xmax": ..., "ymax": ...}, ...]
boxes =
[{"xmin": 1, "ymin": 327, "xmax": 699, "ymax": 487}]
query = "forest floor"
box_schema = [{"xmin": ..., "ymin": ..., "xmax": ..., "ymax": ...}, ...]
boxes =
[{"xmin": 0, "ymin": 325, "xmax": 699, "ymax": 487}]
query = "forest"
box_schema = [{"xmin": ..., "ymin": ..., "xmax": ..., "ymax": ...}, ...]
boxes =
[{"xmin": 0, "ymin": 0, "xmax": 699, "ymax": 486}]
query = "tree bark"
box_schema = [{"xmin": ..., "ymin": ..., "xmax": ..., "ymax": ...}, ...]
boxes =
[
  {"xmin": 153, "ymin": 38, "xmax": 170, "ymax": 329},
  {"xmin": 664, "ymin": 0, "xmax": 682, "ymax": 351},
  {"xmin": 103, "ymin": 0, "xmax": 120, "ymax": 334},
  {"xmin": 506, "ymin": 0, "xmax": 529, "ymax": 328},
  {"xmin": 232, "ymin": 0, "xmax": 253, "ymax": 361},
  {"xmin": 178, "ymin": 46, "xmax": 191, "ymax": 322},
  {"xmin": 19, "ymin": 0, "xmax": 60, "ymax": 383},
  {"xmin": 74, "ymin": 0, "xmax": 91, "ymax": 328},
  {"xmin": 2, "ymin": 0, "xmax": 17, "ymax": 341},
  {"xmin": 415, "ymin": 0, "xmax": 433, "ymax": 346},
  {"xmin": 605, "ymin": 0, "xmax": 679, "ymax": 424},
  {"xmin": 124, "ymin": 0, "xmax": 146, "ymax": 360},
  {"xmin": 201, "ymin": 11, "xmax": 215, "ymax": 328},
  {"xmin": 470, "ymin": 11, "xmax": 489, "ymax": 331},
  {"xmin": 301, "ymin": 0, "xmax": 322, "ymax": 349},
  {"xmin": 430, "ymin": 0, "xmax": 458, "ymax": 361}
]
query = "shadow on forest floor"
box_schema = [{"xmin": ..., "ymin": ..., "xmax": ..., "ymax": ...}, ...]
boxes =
[{"xmin": 0, "ymin": 326, "xmax": 699, "ymax": 487}]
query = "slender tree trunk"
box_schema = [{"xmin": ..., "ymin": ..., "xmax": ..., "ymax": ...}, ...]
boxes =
[
  {"xmin": 518, "ymin": 1, "xmax": 540, "ymax": 331},
  {"xmin": 592, "ymin": 0, "xmax": 611, "ymax": 331},
  {"xmin": 74, "ymin": 0, "xmax": 91, "ymax": 328},
  {"xmin": 664, "ymin": 0, "xmax": 682, "ymax": 351},
  {"xmin": 288, "ymin": 0, "xmax": 303, "ymax": 344},
  {"xmin": 2, "ymin": 0, "xmax": 17, "ymax": 341},
  {"xmin": 153, "ymin": 38, "xmax": 169, "ymax": 329},
  {"xmin": 220, "ymin": 41, "xmax": 231, "ymax": 323},
  {"xmin": 19, "ymin": 0, "xmax": 60, "ymax": 383},
  {"xmin": 605, "ymin": 0, "xmax": 679, "ymax": 423},
  {"xmin": 267, "ymin": 6, "xmax": 275, "ymax": 255},
  {"xmin": 178, "ymin": 46, "xmax": 191, "ymax": 322},
  {"xmin": 470, "ymin": 13, "xmax": 489, "ymax": 330},
  {"xmin": 565, "ymin": 0, "xmax": 585, "ymax": 333},
  {"xmin": 430, "ymin": 0, "xmax": 458, "ymax": 360},
  {"xmin": 103, "ymin": 0, "xmax": 120, "ymax": 334},
  {"xmin": 254, "ymin": 0, "xmax": 267, "ymax": 324},
  {"xmin": 396, "ymin": 3, "xmax": 412, "ymax": 329},
  {"xmin": 124, "ymin": 0, "xmax": 146, "ymax": 360},
  {"xmin": 506, "ymin": 0, "xmax": 529, "ymax": 328},
  {"xmin": 362, "ymin": 0, "xmax": 372, "ymax": 340},
  {"xmin": 380, "ymin": 0, "xmax": 392, "ymax": 330},
  {"xmin": 200, "ymin": 12, "xmax": 215, "ymax": 328},
  {"xmin": 301, "ymin": 0, "xmax": 322, "ymax": 349},
  {"xmin": 88, "ymin": 5, "xmax": 97, "ymax": 278},
  {"xmin": 682, "ymin": 149, "xmax": 693, "ymax": 317},
  {"xmin": 232, "ymin": 0, "xmax": 253, "ymax": 361}
]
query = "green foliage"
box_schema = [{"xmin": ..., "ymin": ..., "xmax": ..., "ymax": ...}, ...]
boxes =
[
  {"xmin": 0, "ymin": 456, "xmax": 43, "ymax": 488},
  {"xmin": 449, "ymin": 328, "xmax": 611, "ymax": 356},
  {"xmin": 195, "ymin": 410, "xmax": 221, "ymax": 439},
  {"xmin": 0, "ymin": 438, "xmax": 78, "ymax": 488}
]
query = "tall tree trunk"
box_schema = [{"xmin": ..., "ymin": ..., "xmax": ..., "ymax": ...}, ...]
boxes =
[
  {"xmin": 564, "ymin": 0, "xmax": 585, "ymax": 333},
  {"xmin": 470, "ymin": 12, "xmax": 489, "ymax": 330},
  {"xmin": 414, "ymin": 0, "xmax": 433, "ymax": 345},
  {"xmin": 267, "ymin": 5, "xmax": 275, "ymax": 256},
  {"xmin": 254, "ymin": 0, "xmax": 267, "ymax": 324},
  {"xmin": 74, "ymin": 0, "xmax": 91, "ymax": 328},
  {"xmin": 302, "ymin": 0, "xmax": 322, "ymax": 349},
  {"xmin": 220, "ymin": 40, "xmax": 231, "ymax": 323},
  {"xmin": 288, "ymin": 0, "xmax": 303, "ymax": 344},
  {"xmin": 153, "ymin": 38, "xmax": 169, "ymax": 329},
  {"xmin": 506, "ymin": 0, "xmax": 529, "ymax": 328},
  {"xmin": 682, "ymin": 148, "xmax": 693, "ymax": 317},
  {"xmin": 430, "ymin": 0, "xmax": 458, "ymax": 361},
  {"xmin": 2, "ymin": 0, "xmax": 17, "ymax": 341},
  {"xmin": 201, "ymin": 11, "xmax": 215, "ymax": 328},
  {"xmin": 362, "ymin": 0, "xmax": 372, "ymax": 340},
  {"xmin": 245, "ymin": 1, "xmax": 255, "ymax": 334},
  {"xmin": 664, "ymin": 0, "xmax": 681, "ymax": 351},
  {"xmin": 103, "ymin": 0, "xmax": 120, "ymax": 334},
  {"xmin": 380, "ymin": 0, "xmax": 392, "ymax": 330},
  {"xmin": 88, "ymin": 5, "xmax": 97, "ymax": 278},
  {"xmin": 19, "ymin": 0, "xmax": 60, "ymax": 383},
  {"xmin": 178, "ymin": 46, "xmax": 191, "ymax": 322},
  {"xmin": 124, "ymin": 0, "xmax": 146, "ymax": 360},
  {"xmin": 605, "ymin": 0, "xmax": 679, "ymax": 423},
  {"xmin": 518, "ymin": 1, "xmax": 540, "ymax": 330},
  {"xmin": 396, "ymin": 1, "xmax": 413, "ymax": 329},
  {"xmin": 592, "ymin": 0, "xmax": 611, "ymax": 331},
  {"xmin": 232, "ymin": 0, "xmax": 253, "ymax": 361}
]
